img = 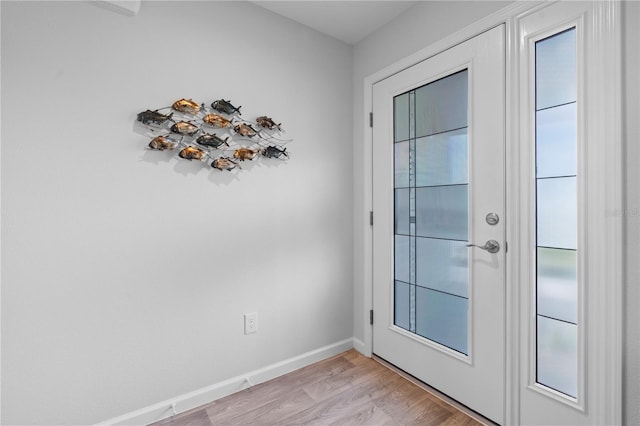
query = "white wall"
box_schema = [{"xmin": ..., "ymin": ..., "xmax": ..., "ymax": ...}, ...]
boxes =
[
  {"xmin": 352, "ymin": 1, "xmax": 639, "ymax": 424},
  {"xmin": 0, "ymin": 1, "xmax": 353, "ymax": 424}
]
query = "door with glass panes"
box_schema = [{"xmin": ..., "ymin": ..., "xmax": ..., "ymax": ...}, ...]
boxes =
[{"xmin": 372, "ymin": 25, "xmax": 505, "ymax": 424}]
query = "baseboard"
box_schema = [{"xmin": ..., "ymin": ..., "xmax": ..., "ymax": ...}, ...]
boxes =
[
  {"xmin": 352, "ymin": 337, "xmax": 368, "ymax": 356},
  {"xmin": 93, "ymin": 1, "xmax": 141, "ymax": 16},
  {"xmin": 96, "ymin": 337, "xmax": 354, "ymax": 426}
]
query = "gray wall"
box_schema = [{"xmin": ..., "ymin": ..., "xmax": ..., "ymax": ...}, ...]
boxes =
[
  {"xmin": 0, "ymin": 1, "xmax": 353, "ymax": 424},
  {"xmin": 352, "ymin": 1, "xmax": 639, "ymax": 424}
]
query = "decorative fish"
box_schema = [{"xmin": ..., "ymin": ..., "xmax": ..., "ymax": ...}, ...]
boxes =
[
  {"xmin": 148, "ymin": 135, "xmax": 176, "ymax": 151},
  {"xmin": 171, "ymin": 121, "xmax": 199, "ymax": 136},
  {"xmin": 137, "ymin": 109, "xmax": 174, "ymax": 125},
  {"xmin": 178, "ymin": 146, "xmax": 206, "ymax": 161},
  {"xmin": 137, "ymin": 98, "xmax": 292, "ymax": 173},
  {"xmin": 171, "ymin": 98, "xmax": 201, "ymax": 114},
  {"xmin": 260, "ymin": 145, "xmax": 288, "ymax": 159},
  {"xmin": 203, "ymin": 113, "xmax": 233, "ymax": 128},
  {"xmin": 212, "ymin": 157, "xmax": 238, "ymax": 171},
  {"xmin": 233, "ymin": 148, "xmax": 257, "ymax": 161},
  {"xmin": 196, "ymin": 133, "xmax": 229, "ymax": 148},
  {"xmin": 256, "ymin": 116, "xmax": 282, "ymax": 131},
  {"xmin": 233, "ymin": 123, "xmax": 258, "ymax": 138},
  {"xmin": 211, "ymin": 99, "xmax": 241, "ymax": 115}
]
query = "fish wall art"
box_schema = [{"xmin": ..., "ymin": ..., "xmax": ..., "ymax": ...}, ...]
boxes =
[{"xmin": 136, "ymin": 98, "xmax": 290, "ymax": 172}]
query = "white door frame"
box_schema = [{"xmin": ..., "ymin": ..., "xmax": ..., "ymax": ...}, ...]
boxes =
[{"xmin": 360, "ymin": 1, "xmax": 622, "ymax": 424}]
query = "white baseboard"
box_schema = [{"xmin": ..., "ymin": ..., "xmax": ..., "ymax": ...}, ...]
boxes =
[
  {"xmin": 93, "ymin": 1, "xmax": 141, "ymax": 16},
  {"xmin": 96, "ymin": 337, "xmax": 354, "ymax": 426},
  {"xmin": 352, "ymin": 337, "xmax": 368, "ymax": 356}
]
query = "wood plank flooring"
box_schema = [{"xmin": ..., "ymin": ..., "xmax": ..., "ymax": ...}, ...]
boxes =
[{"xmin": 150, "ymin": 350, "xmax": 484, "ymax": 426}]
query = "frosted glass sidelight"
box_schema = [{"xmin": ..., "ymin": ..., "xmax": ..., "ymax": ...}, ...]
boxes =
[
  {"xmin": 537, "ymin": 316, "xmax": 578, "ymax": 397},
  {"xmin": 395, "ymin": 141, "xmax": 410, "ymax": 188},
  {"xmin": 416, "ymin": 185, "xmax": 468, "ymax": 241},
  {"xmin": 537, "ymin": 177, "xmax": 577, "ymax": 249},
  {"xmin": 536, "ymin": 29, "xmax": 576, "ymax": 110},
  {"xmin": 537, "ymin": 248, "xmax": 577, "ymax": 324},
  {"xmin": 394, "ymin": 281, "xmax": 411, "ymax": 330},
  {"xmin": 416, "ymin": 287, "xmax": 468, "ymax": 354},
  {"xmin": 395, "ymin": 189, "xmax": 410, "ymax": 236},
  {"xmin": 535, "ymin": 26, "xmax": 578, "ymax": 400},
  {"xmin": 415, "ymin": 70, "xmax": 468, "ymax": 138},
  {"xmin": 395, "ymin": 235, "xmax": 410, "ymax": 284},
  {"xmin": 415, "ymin": 129, "xmax": 468, "ymax": 187},
  {"xmin": 536, "ymin": 103, "xmax": 577, "ymax": 178},
  {"xmin": 394, "ymin": 93, "xmax": 410, "ymax": 142},
  {"xmin": 416, "ymin": 237, "xmax": 468, "ymax": 298}
]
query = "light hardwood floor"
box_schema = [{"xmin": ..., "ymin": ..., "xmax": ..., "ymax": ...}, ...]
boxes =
[{"xmin": 150, "ymin": 349, "xmax": 485, "ymax": 426}]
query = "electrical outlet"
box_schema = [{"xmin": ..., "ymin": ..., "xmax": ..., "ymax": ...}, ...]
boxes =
[{"xmin": 244, "ymin": 312, "xmax": 257, "ymax": 334}]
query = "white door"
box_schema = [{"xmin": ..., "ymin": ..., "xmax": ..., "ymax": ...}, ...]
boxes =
[{"xmin": 372, "ymin": 25, "xmax": 505, "ymax": 424}]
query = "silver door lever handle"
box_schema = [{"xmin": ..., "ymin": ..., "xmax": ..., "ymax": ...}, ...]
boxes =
[{"xmin": 467, "ymin": 240, "xmax": 500, "ymax": 254}]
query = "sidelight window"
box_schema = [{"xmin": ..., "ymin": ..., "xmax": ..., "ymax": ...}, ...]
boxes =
[{"xmin": 534, "ymin": 28, "xmax": 578, "ymax": 399}]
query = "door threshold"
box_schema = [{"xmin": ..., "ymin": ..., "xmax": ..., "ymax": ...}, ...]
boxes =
[{"xmin": 372, "ymin": 354, "xmax": 499, "ymax": 426}]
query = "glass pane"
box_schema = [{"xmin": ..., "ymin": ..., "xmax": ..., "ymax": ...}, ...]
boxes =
[
  {"xmin": 416, "ymin": 237, "xmax": 468, "ymax": 298},
  {"xmin": 537, "ymin": 248, "xmax": 577, "ymax": 324},
  {"xmin": 394, "ymin": 235, "xmax": 410, "ymax": 284},
  {"xmin": 394, "ymin": 93, "xmax": 410, "ymax": 142},
  {"xmin": 416, "ymin": 185, "xmax": 468, "ymax": 241},
  {"xmin": 536, "ymin": 103, "xmax": 577, "ymax": 178},
  {"xmin": 395, "ymin": 189, "xmax": 410, "ymax": 235},
  {"xmin": 416, "ymin": 287, "xmax": 468, "ymax": 354},
  {"xmin": 537, "ymin": 315, "xmax": 578, "ymax": 397},
  {"xmin": 392, "ymin": 68, "xmax": 469, "ymax": 357},
  {"xmin": 536, "ymin": 29, "xmax": 576, "ymax": 110},
  {"xmin": 394, "ymin": 281, "xmax": 410, "ymax": 330},
  {"xmin": 415, "ymin": 70, "xmax": 468, "ymax": 138},
  {"xmin": 537, "ymin": 177, "xmax": 577, "ymax": 249},
  {"xmin": 395, "ymin": 141, "xmax": 410, "ymax": 188},
  {"xmin": 416, "ymin": 129, "xmax": 468, "ymax": 187},
  {"xmin": 535, "ymin": 26, "xmax": 578, "ymax": 399}
]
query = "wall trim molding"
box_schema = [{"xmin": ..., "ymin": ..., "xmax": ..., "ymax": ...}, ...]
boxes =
[
  {"xmin": 96, "ymin": 338, "xmax": 354, "ymax": 426},
  {"xmin": 353, "ymin": 337, "xmax": 366, "ymax": 355},
  {"xmin": 93, "ymin": 1, "xmax": 141, "ymax": 16}
]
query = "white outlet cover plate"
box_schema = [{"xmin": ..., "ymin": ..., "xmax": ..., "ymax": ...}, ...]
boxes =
[{"xmin": 244, "ymin": 312, "xmax": 257, "ymax": 334}]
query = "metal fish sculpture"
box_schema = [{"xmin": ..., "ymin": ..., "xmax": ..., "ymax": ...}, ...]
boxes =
[
  {"xmin": 212, "ymin": 157, "xmax": 238, "ymax": 171},
  {"xmin": 233, "ymin": 123, "xmax": 258, "ymax": 138},
  {"xmin": 233, "ymin": 148, "xmax": 257, "ymax": 161},
  {"xmin": 171, "ymin": 121, "xmax": 199, "ymax": 136},
  {"xmin": 178, "ymin": 146, "xmax": 206, "ymax": 161},
  {"xmin": 203, "ymin": 113, "xmax": 233, "ymax": 128},
  {"xmin": 172, "ymin": 98, "xmax": 201, "ymax": 114},
  {"xmin": 260, "ymin": 145, "xmax": 288, "ymax": 159},
  {"xmin": 196, "ymin": 133, "xmax": 229, "ymax": 148},
  {"xmin": 211, "ymin": 99, "xmax": 241, "ymax": 115},
  {"xmin": 256, "ymin": 116, "xmax": 282, "ymax": 131},
  {"xmin": 137, "ymin": 109, "xmax": 174, "ymax": 125},
  {"xmin": 148, "ymin": 135, "xmax": 176, "ymax": 151}
]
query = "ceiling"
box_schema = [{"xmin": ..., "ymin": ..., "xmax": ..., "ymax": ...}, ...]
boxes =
[{"xmin": 250, "ymin": 1, "xmax": 420, "ymax": 45}]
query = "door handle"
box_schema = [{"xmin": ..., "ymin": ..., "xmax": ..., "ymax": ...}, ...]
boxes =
[{"xmin": 467, "ymin": 240, "xmax": 500, "ymax": 254}]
